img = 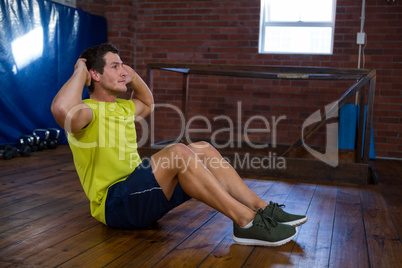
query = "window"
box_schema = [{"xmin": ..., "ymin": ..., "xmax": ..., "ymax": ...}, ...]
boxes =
[{"xmin": 259, "ymin": 0, "xmax": 337, "ymax": 55}]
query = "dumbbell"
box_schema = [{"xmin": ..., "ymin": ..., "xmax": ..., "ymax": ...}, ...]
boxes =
[
  {"xmin": 18, "ymin": 136, "xmax": 32, "ymax": 157},
  {"xmin": 47, "ymin": 128, "xmax": 60, "ymax": 149},
  {"xmin": 33, "ymin": 129, "xmax": 50, "ymax": 151},
  {"xmin": 0, "ymin": 145, "xmax": 14, "ymax": 160},
  {"xmin": 31, "ymin": 134, "xmax": 40, "ymax": 152}
]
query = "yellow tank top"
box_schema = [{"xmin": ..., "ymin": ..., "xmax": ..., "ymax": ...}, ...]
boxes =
[{"xmin": 68, "ymin": 98, "xmax": 142, "ymax": 224}]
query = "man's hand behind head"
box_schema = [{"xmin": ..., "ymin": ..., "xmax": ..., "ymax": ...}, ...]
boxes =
[{"xmin": 75, "ymin": 58, "xmax": 91, "ymax": 87}]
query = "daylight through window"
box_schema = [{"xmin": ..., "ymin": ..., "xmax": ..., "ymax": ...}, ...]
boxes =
[{"xmin": 259, "ymin": 0, "xmax": 337, "ymax": 54}]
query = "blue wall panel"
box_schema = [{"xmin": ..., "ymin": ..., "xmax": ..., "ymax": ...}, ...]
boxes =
[
  {"xmin": 0, "ymin": 0, "xmax": 107, "ymax": 145},
  {"xmin": 339, "ymin": 104, "xmax": 376, "ymax": 160}
]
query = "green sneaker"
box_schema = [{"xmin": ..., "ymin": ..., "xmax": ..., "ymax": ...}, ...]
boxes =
[
  {"xmin": 233, "ymin": 209, "xmax": 298, "ymax": 247},
  {"xmin": 263, "ymin": 201, "xmax": 308, "ymax": 226}
]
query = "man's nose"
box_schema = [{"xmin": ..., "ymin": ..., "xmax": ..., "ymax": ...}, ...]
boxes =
[{"xmin": 121, "ymin": 67, "xmax": 128, "ymax": 76}]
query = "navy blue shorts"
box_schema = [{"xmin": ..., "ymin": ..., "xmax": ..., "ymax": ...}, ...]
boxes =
[{"xmin": 105, "ymin": 158, "xmax": 191, "ymax": 229}]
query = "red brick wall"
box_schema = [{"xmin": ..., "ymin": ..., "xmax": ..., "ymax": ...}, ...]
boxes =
[{"xmin": 76, "ymin": 0, "xmax": 402, "ymax": 158}]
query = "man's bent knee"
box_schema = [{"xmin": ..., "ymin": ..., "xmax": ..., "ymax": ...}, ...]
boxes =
[
  {"xmin": 188, "ymin": 141, "xmax": 218, "ymax": 157},
  {"xmin": 188, "ymin": 141, "xmax": 212, "ymax": 150},
  {"xmin": 167, "ymin": 143, "xmax": 195, "ymax": 159}
]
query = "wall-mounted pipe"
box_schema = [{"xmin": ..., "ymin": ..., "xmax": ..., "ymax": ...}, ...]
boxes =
[{"xmin": 356, "ymin": 0, "xmax": 366, "ymax": 105}]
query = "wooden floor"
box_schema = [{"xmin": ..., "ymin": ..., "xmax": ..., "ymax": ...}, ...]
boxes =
[{"xmin": 1, "ymin": 145, "xmax": 401, "ymax": 268}]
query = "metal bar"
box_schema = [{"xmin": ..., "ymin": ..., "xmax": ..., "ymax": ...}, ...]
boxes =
[
  {"xmin": 145, "ymin": 68, "xmax": 154, "ymax": 147},
  {"xmin": 159, "ymin": 67, "xmax": 190, "ymax": 74},
  {"xmin": 147, "ymin": 63, "xmax": 370, "ymax": 76},
  {"xmin": 188, "ymin": 69, "xmax": 362, "ymax": 81},
  {"xmin": 181, "ymin": 73, "xmax": 190, "ymax": 141},
  {"xmin": 362, "ymin": 73, "xmax": 376, "ymax": 163},
  {"xmin": 356, "ymin": 84, "xmax": 366, "ymax": 163}
]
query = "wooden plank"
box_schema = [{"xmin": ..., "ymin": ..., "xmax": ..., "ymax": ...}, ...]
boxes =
[
  {"xmin": 0, "ymin": 261, "xmax": 14, "ymax": 268},
  {"xmin": 360, "ymin": 185, "xmax": 402, "ymax": 267},
  {"xmin": 0, "ymin": 158, "xmax": 74, "ymax": 190},
  {"xmin": 242, "ymin": 183, "xmax": 317, "ymax": 267},
  {"xmin": 41, "ymin": 176, "xmax": 256, "ymax": 267},
  {"xmin": 153, "ymin": 211, "xmax": 232, "ymax": 267},
  {"xmin": 0, "ymin": 174, "xmax": 82, "ymax": 220},
  {"xmin": 24, "ymin": 223, "xmax": 131, "ymax": 267},
  {"xmin": 328, "ymin": 186, "xmax": 369, "ymax": 267},
  {"xmin": 104, "ymin": 204, "xmax": 215, "ymax": 267},
  {"xmin": 105, "ymin": 180, "xmax": 259, "ymax": 267},
  {"xmin": 0, "ymin": 192, "xmax": 88, "ymax": 244},
  {"xmin": 55, "ymin": 201, "xmax": 218, "ymax": 267},
  {"xmin": 374, "ymin": 159, "xmax": 402, "ymax": 242},
  {"xmin": 198, "ymin": 179, "xmax": 277, "ymax": 267},
  {"xmin": 0, "ymin": 191, "xmax": 87, "ymax": 235},
  {"xmin": 0, "ymin": 145, "xmax": 73, "ymax": 175},
  {"xmin": 0, "ymin": 207, "xmax": 99, "ymax": 265},
  {"xmin": 198, "ymin": 181, "xmax": 295, "ymax": 267},
  {"xmin": 105, "ymin": 179, "xmax": 270, "ymax": 268},
  {"xmin": 289, "ymin": 185, "xmax": 337, "ymax": 267},
  {"xmin": 0, "ymin": 169, "xmax": 77, "ymax": 202},
  {"xmin": 199, "ymin": 232, "xmax": 252, "ymax": 268},
  {"xmin": 154, "ymin": 180, "xmax": 292, "ymax": 267},
  {"xmin": 2, "ymin": 140, "xmax": 402, "ymax": 267},
  {"xmin": 26, "ymin": 199, "xmax": 206, "ymax": 267}
]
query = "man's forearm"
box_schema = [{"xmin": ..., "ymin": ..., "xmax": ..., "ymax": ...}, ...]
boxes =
[
  {"xmin": 52, "ymin": 69, "xmax": 87, "ymax": 112},
  {"xmin": 51, "ymin": 68, "xmax": 87, "ymax": 128}
]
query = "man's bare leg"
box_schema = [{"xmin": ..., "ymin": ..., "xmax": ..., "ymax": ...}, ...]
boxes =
[
  {"xmin": 187, "ymin": 141, "xmax": 268, "ymax": 211},
  {"xmin": 150, "ymin": 143, "xmax": 255, "ymax": 227}
]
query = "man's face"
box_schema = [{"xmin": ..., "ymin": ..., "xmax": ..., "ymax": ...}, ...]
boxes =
[{"xmin": 96, "ymin": 52, "xmax": 128, "ymax": 95}]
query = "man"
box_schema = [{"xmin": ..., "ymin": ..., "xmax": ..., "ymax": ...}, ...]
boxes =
[{"xmin": 51, "ymin": 43, "xmax": 307, "ymax": 247}]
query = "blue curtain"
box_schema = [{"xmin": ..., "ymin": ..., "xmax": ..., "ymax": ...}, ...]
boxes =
[{"xmin": 0, "ymin": 0, "xmax": 107, "ymax": 145}]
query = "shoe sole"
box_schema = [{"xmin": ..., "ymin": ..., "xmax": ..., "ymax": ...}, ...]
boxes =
[
  {"xmin": 232, "ymin": 227, "xmax": 298, "ymax": 247},
  {"xmin": 283, "ymin": 216, "xmax": 308, "ymax": 227}
]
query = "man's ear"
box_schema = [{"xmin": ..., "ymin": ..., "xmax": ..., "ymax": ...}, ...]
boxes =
[{"xmin": 89, "ymin": 69, "xmax": 100, "ymax": 82}]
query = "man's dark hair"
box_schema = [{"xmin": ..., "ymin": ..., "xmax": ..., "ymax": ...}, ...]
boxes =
[{"xmin": 80, "ymin": 43, "xmax": 119, "ymax": 93}]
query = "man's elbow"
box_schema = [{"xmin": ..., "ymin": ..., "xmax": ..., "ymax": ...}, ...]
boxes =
[
  {"xmin": 135, "ymin": 106, "xmax": 153, "ymax": 122},
  {"xmin": 143, "ymin": 104, "xmax": 154, "ymax": 119},
  {"xmin": 51, "ymin": 104, "xmax": 68, "ymax": 130}
]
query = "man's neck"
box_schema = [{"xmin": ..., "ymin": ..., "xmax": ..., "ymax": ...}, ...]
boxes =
[{"xmin": 90, "ymin": 89, "xmax": 117, "ymax": 103}]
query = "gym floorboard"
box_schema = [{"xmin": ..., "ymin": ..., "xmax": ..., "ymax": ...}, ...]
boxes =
[{"xmin": 0, "ymin": 145, "xmax": 401, "ymax": 267}]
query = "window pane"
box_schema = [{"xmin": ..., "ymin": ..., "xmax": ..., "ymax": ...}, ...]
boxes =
[
  {"xmin": 267, "ymin": 0, "xmax": 300, "ymax": 22},
  {"xmin": 301, "ymin": 0, "xmax": 333, "ymax": 22},
  {"xmin": 264, "ymin": 26, "xmax": 333, "ymax": 54},
  {"xmin": 267, "ymin": 0, "xmax": 333, "ymax": 22}
]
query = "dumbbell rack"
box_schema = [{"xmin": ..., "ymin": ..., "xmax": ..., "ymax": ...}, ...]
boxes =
[{"xmin": 0, "ymin": 128, "xmax": 61, "ymax": 160}]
